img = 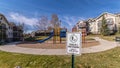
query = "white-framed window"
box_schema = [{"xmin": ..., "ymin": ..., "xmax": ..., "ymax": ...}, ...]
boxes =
[
  {"xmin": 106, "ymin": 18, "xmax": 114, "ymax": 25},
  {"xmin": 98, "ymin": 20, "xmax": 102, "ymax": 32},
  {"xmin": 108, "ymin": 25, "xmax": 113, "ymax": 30}
]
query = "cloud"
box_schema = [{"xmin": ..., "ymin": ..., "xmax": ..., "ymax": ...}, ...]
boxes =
[
  {"xmin": 8, "ymin": 12, "xmax": 85, "ymax": 32},
  {"xmin": 60, "ymin": 16, "xmax": 85, "ymax": 31},
  {"xmin": 9, "ymin": 12, "xmax": 39, "ymax": 26}
]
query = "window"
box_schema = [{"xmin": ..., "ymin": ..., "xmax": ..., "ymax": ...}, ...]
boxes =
[
  {"xmin": 98, "ymin": 20, "xmax": 102, "ymax": 32},
  {"xmin": 98, "ymin": 20, "xmax": 102, "ymax": 26},
  {"xmin": 0, "ymin": 17, "xmax": 2, "ymax": 20},
  {"xmin": 1, "ymin": 24, "xmax": 6, "ymax": 29},
  {"xmin": 0, "ymin": 17, "xmax": 2, "ymax": 23},
  {"xmin": 108, "ymin": 25, "xmax": 113, "ymax": 30},
  {"xmin": 9, "ymin": 26, "xmax": 11, "ymax": 29},
  {"xmin": 106, "ymin": 18, "xmax": 114, "ymax": 25}
]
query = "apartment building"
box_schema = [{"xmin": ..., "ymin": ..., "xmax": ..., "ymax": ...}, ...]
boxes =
[
  {"xmin": 0, "ymin": 13, "xmax": 23, "ymax": 42},
  {"xmin": 0, "ymin": 14, "xmax": 13, "ymax": 42},
  {"xmin": 76, "ymin": 12, "xmax": 120, "ymax": 34}
]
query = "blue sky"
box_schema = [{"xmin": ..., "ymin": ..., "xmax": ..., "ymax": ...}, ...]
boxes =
[{"xmin": 1, "ymin": 0, "xmax": 120, "ymax": 32}]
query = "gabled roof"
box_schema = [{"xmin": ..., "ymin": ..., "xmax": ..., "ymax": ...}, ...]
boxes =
[
  {"xmin": 0, "ymin": 13, "xmax": 9, "ymax": 25},
  {"xmin": 87, "ymin": 18, "xmax": 96, "ymax": 22},
  {"xmin": 95, "ymin": 12, "xmax": 116, "ymax": 20},
  {"xmin": 75, "ymin": 12, "xmax": 117, "ymax": 27},
  {"xmin": 77, "ymin": 20, "xmax": 88, "ymax": 24}
]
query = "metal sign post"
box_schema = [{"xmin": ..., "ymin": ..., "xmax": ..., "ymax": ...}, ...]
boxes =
[
  {"xmin": 72, "ymin": 54, "xmax": 74, "ymax": 68},
  {"xmin": 67, "ymin": 32, "xmax": 82, "ymax": 68}
]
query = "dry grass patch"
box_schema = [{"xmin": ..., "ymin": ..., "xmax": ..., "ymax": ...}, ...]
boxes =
[{"xmin": 17, "ymin": 40, "xmax": 99, "ymax": 49}]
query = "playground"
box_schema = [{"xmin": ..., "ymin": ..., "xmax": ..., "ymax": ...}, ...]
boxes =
[{"xmin": 17, "ymin": 26, "xmax": 100, "ymax": 49}]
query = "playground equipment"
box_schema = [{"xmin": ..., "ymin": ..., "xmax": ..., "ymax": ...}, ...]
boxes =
[
  {"xmin": 37, "ymin": 27, "xmax": 67, "ymax": 44},
  {"xmin": 52, "ymin": 27, "xmax": 67, "ymax": 44},
  {"xmin": 53, "ymin": 27, "xmax": 67, "ymax": 44},
  {"xmin": 60, "ymin": 29, "xmax": 66, "ymax": 43},
  {"xmin": 37, "ymin": 31, "xmax": 54, "ymax": 43},
  {"xmin": 72, "ymin": 27, "xmax": 86, "ymax": 43}
]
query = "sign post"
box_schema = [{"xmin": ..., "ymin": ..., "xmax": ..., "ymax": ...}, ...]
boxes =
[
  {"xmin": 67, "ymin": 32, "xmax": 82, "ymax": 68},
  {"xmin": 72, "ymin": 54, "xmax": 74, "ymax": 68}
]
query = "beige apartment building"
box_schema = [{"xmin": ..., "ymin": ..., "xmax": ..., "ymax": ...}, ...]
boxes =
[
  {"xmin": 0, "ymin": 13, "xmax": 13, "ymax": 42},
  {"xmin": 76, "ymin": 12, "xmax": 120, "ymax": 34},
  {"xmin": 0, "ymin": 13, "xmax": 23, "ymax": 42}
]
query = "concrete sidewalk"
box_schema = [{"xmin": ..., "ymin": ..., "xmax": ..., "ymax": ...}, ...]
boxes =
[
  {"xmin": 0, "ymin": 37, "xmax": 118, "ymax": 55},
  {"xmin": 82, "ymin": 37, "xmax": 117, "ymax": 53}
]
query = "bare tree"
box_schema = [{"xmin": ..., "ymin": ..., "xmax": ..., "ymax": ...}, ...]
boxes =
[
  {"xmin": 50, "ymin": 14, "xmax": 60, "ymax": 28},
  {"xmin": 18, "ymin": 23, "xmax": 29, "ymax": 41},
  {"xmin": 36, "ymin": 16, "xmax": 48, "ymax": 36},
  {"xmin": 18, "ymin": 23, "xmax": 29, "ymax": 34}
]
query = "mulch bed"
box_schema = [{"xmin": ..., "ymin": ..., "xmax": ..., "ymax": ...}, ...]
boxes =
[{"xmin": 16, "ymin": 40, "xmax": 100, "ymax": 49}]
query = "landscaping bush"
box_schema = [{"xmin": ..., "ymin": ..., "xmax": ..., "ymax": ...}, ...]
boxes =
[
  {"xmin": 0, "ymin": 41, "xmax": 5, "ymax": 45},
  {"xmin": 35, "ymin": 36, "xmax": 48, "ymax": 40},
  {"xmin": 100, "ymin": 16, "xmax": 110, "ymax": 36},
  {"xmin": 25, "ymin": 36, "xmax": 36, "ymax": 41}
]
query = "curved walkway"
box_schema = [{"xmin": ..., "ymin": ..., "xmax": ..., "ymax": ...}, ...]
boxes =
[{"xmin": 0, "ymin": 37, "xmax": 118, "ymax": 55}]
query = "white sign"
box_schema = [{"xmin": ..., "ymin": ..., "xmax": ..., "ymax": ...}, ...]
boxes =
[{"xmin": 67, "ymin": 32, "xmax": 82, "ymax": 55}]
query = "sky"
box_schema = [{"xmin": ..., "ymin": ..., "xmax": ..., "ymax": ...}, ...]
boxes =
[{"xmin": 1, "ymin": 0, "xmax": 120, "ymax": 32}]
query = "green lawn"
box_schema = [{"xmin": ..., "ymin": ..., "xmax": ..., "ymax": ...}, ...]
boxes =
[
  {"xmin": 1, "ymin": 47, "xmax": 120, "ymax": 68},
  {"xmin": 85, "ymin": 36, "xmax": 95, "ymax": 41},
  {"xmin": 100, "ymin": 35, "xmax": 116, "ymax": 41},
  {"xmin": 35, "ymin": 36, "xmax": 48, "ymax": 40},
  {"xmin": 35, "ymin": 36, "xmax": 66, "ymax": 41},
  {"xmin": 98, "ymin": 34, "xmax": 120, "ymax": 41},
  {"xmin": 36, "ymin": 36, "xmax": 94, "ymax": 41},
  {"xmin": 87, "ymin": 34, "xmax": 120, "ymax": 41}
]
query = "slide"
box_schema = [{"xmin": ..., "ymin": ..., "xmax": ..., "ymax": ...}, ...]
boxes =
[
  {"xmin": 60, "ymin": 30, "xmax": 66, "ymax": 38},
  {"xmin": 37, "ymin": 32, "xmax": 54, "ymax": 43}
]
